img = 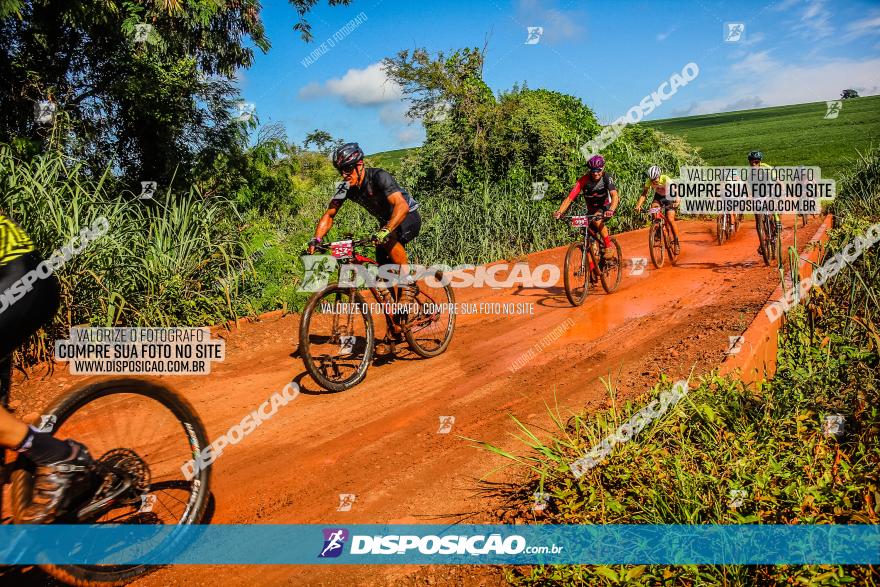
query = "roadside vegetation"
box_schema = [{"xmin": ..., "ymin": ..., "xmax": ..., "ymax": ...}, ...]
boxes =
[{"xmin": 482, "ymin": 147, "xmax": 880, "ymax": 586}]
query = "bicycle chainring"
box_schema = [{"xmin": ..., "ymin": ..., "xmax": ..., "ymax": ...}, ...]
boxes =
[{"xmin": 95, "ymin": 448, "xmax": 151, "ymax": 505}]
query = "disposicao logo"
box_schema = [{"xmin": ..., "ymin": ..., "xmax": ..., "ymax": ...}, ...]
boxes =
[{"xmin": 319, "ymin": 528, "xmax": 349, "ymax": 558}]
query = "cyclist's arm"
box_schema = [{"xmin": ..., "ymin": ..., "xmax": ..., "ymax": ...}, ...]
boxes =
[
  {"xmin": 383, "ymin": 192, "xmax": 410, "ymax": 233},
  {"xmin": 608, "ymin": 189, "xmax": 620, "ymax": 214},
  {"xmin": 556, "ymin": 176, "xmax": 587, "ymax": 215},
  {"xmin": 635, "ymin": 186, "xmax": 649, "ymax": 209},
  {"xmin": 314, "ymin": 200, "xmax": 341, "ymax": 241}
]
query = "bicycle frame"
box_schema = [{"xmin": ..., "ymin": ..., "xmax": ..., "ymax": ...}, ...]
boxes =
[
  {"xmin": 318, "ymin": 238, "xmax": 425, "ymax": 337},
  {"xmin": 570, "ymin": 214, "xmax": 606, "ymax": 278}
]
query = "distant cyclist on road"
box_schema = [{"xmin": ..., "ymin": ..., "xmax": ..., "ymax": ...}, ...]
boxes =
[
  {"xmin": 635, "ymin": 165, "xmax": 681, "ymax": 255},
  {"xmin": 747, "ymin": 150, "xmax": 775, "ymax": 256},
  {"xmin": 0, "ymin": 211, "xmax": 97, "ymax": 524},
  {"xmin": 554, "ymin": 155, "xmax": 620, "ymax": 259}
]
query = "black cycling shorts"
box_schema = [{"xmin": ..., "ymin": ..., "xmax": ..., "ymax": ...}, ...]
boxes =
[
  {"xmin": 377, "ymin": 210, "xmax": 421, "ymax": 266},
  {"xmin": 651, "ymin": 197, "xmax": 677, "ymax": 209},
  {"xmin": 0, "ymin": 253, "xmax": 61, "ymax": 359}
]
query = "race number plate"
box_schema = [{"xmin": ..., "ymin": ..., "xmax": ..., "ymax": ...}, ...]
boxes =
[
  {"xmin": 571, "ymin": 216, "xmax": 590, "ymax": 227},
  {"xmin": 330, "ymin": 240, "xmax": 353, "ymax": 259},
  {"xmin": 649, "ymin": 206, "xmax": 662, "ymax": 216}
]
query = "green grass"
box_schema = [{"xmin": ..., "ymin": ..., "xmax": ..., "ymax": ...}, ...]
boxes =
[
  {"xmin": 366, "ymin": 147, "xmax": 416, "ymax": 172},
  {"xmin": 644, "ymin": 95, "xmax": 880, "ymax": 179}
]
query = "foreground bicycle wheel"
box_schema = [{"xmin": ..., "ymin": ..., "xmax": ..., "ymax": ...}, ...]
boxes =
[
  {"xmin": 403, "ymin": 269, "xmax": 456, "ymax": 358},
  {"xmin": 599, "ymin": 237, "xmax": 622, "ymax": 293},
  {"xmin": 649, "ymin": 223, "xmax": 665, "ymax": 268},
  {"xmin": 11, "ymin": 379, "xmax": 211, "ymax": 586},
  {"xmin": 717, "ymin": 215, "xmax": 727, "ymax": 245},
  {"xmin": 563, "ymin": 242, "xmax": 589, "ymax": 306},
  {"xmin": 300, "ymin": 285, "xmax": 375, "ymax": 392}
]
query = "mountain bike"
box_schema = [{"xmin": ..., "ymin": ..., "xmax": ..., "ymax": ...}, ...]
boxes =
[
  {"xmin": 562, "ymin": 214, "xmax": 622, "ymax": 306},
  {"xmin": 644, "ymin": 204, "xmax": 679, "ymax": 268},
  {"xmin": 299, "ymin": 237, "xmax": 456, "ymax": 392},
  {"xmin": 0, "ymin": 355, "xmax": 211, "ymax": 586},
  {"xmin": 757, "ymin": 213, "xmax": 783, "ymax": 267},
  {"xmin": 716, "ymin": 212, "xmax": 740, "ymax": 245}
]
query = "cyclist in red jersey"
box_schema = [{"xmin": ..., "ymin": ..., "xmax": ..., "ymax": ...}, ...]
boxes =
[{"xmin": 553, "ymin": 155, "xmax": 620, "ymax": 258}]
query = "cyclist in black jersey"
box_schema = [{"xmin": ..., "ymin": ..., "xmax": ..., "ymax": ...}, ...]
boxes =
[
  {"xmin": 0, "ymin": 212, "xmax": 98, "ymax": 523},
  {"xmin": 308, "ymin": 142, "xmax": 421, "ymax": 268}
]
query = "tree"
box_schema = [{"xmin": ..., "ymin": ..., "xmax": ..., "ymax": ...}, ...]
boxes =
[
  {"xmin": 303, "ymin": 129, "xmax": 334, "ymax": 153},
  {"xmin": 841, "ymin": 89, "xmax": 860, "ymax": 99},
  {"xmin": 0, "ymin": 0, "xmax": 350, "ymax": 186}
]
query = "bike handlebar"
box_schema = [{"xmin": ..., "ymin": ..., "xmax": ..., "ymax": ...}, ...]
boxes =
[{"xmin": 307, "ymin": 237, "xmax": 376, "ymax": 255}]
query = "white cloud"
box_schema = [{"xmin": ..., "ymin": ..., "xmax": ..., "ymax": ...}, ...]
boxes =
[
  {"xmin": 770, "ymin": 0, "xmax": 801, "ymax": 11},
  {"xmin": 516, "ymin": 0, "xmax": 585, "ymax": 43},
  {"xmin": 741, "ymin": 31, "xmax": 766, "ymax": 46},
  {"xmin": 843, "ymin": 13, "xmax": 880, "ymax": 41},
  {"xmin": 378, "ymin": 104, "xmax": 411, "ymax": 126},
  {"xmin": 395, "ymin": 127, "xmax": 424, "ymax": 146},
  {"xmin": 792, "ymin": 0, "xmax": 833, "ymax": 39},
  {"xmin": 298, "ymin": 62, "xmax": 403, "ymax": 106},
  {"xmin": 673, "ymin": 57, "xmax": 880, "ymax": 116},
  {"xmin": 731, "ymin": 51, "xmax": 780, "ymax": 75},
  {"xmin": 656, "ymin": 27, "xmax": 676, "ymax": 42}
]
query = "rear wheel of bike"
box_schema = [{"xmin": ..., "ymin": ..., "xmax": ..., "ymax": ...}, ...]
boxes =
[
  {"xmin": 300, "ymin": 284, "xmax": 375, "ymax": 391},
  {"xmin": 403, "ymin": 269, "xmax": 456, "ymax": 358},
  {"xmin": 717, "ymin": 215, "xmax": 727, "ymax": 245},
  {"xmin": 665, "ymin": 224, "xmax": 679, "ymax": 266},
  {"xmin": 563, "ymin": 241, "xmax": 590, "ymax": 306},
  {"xmin": 649, "ymin": 223, "xmax": 665, "ymax": 268},
  {"xmin": 11, "ymin": 379, "xmax": 211, "ymax": 586},
  {"xmin": 599, "ymin": 237, "xmax": 622, "ymax": 293},
  {"xmin": 773, "ymin": 220, "xmax": 783, "ymax": 265}
]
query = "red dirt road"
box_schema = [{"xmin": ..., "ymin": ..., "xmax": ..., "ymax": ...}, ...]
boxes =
[{"xmin": 7, "ymin": 216, "xmax": 825, "ymax": 587}]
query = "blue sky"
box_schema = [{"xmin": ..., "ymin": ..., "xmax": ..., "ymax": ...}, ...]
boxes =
[{"xmin": 238, "ymin": 0, "xmax": 880, "ymax": 153}]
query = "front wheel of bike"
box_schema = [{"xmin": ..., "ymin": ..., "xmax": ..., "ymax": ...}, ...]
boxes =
[
  {"xmin": 11, "ymin": 378, "xmax": 211, "ymax": 586},
  {"xmin": 599, "ymin": 237, "xmax": 623, "ymax": 293},
  {"xmin": 403, "ymin": 269, "xmax": 456, "ymax": 358},
  {"xmin": 649, "ymin": 223, "xmax": 665, "ymax": 268},
  {"xmin": 563, "ymin": 241, "xmax": 590, "ymax": 306},
  {"xmin": 300, "ymin": 284, "xmax": 375, "ymax": 392},
  {"xmin": 717, "ymin": 215, "xmax": 727, "ymax": 245},
  {"xmin": 758, "ymin": 216, "xmax": 772, "ymax": 266}
]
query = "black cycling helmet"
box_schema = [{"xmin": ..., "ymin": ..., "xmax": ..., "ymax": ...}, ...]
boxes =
[
  {"xmin": 332, "ymin": 142, "xmax": 364, "ymax": 172},
  {"xmin": 748, "ymin": 150, "xmax": 764, "ymax": 161}
]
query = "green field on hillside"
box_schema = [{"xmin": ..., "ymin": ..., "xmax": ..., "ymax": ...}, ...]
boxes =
[
  {"xmin": 365, "ymin": 147, "xmax": 413, "ymax": 170},
  {"xmin": 370, "ymin": 96, "xmax": 879, "ymax": 180},
  {"xmin": 644, "ymin": 95, "xmax": 880, "ymax": 179}
]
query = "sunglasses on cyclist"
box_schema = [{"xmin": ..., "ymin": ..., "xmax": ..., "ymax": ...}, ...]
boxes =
[{"xmin": 589, "ymin": 167, "xmax": 603, "ymax": 173}]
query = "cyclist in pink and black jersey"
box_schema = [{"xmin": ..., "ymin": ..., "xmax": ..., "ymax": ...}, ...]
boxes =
[{"xmin": 553, "ymin": 155, "xmax": 620, "ymax": 259}]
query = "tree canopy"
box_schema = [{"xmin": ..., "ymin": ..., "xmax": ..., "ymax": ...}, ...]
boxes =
[{"xmin": 0, "ymin": 0, "xmax": 349, "ymax": 185}]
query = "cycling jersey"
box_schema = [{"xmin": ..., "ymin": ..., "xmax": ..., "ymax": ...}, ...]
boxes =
[
  {"xmin": 0, "ymin": 214, "xmax": 35, "ymax": 268},
  {"xmin": 330, "ymin": 168, "xmax": 418, "ymax": 224},
  {"xmin": 644, "ymin": 174, "xmax": 673, "ymax": 197},
  {"xmin": 567, "ymin": 173, "xmax": 617, "ymax": 207}
]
